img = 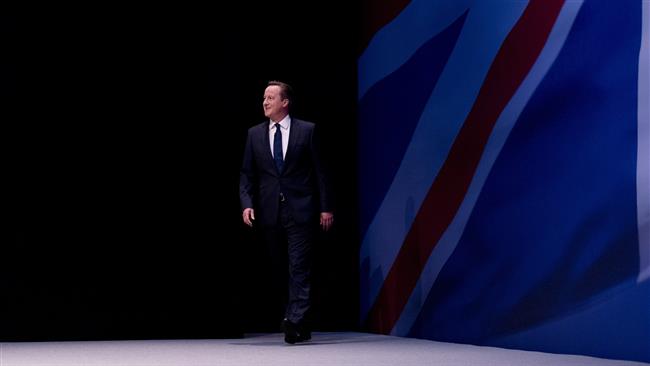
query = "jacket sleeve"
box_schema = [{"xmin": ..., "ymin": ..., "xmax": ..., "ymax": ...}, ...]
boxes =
[
  {"xmin": 239, "ymin": 129, "xmax": 256, "ymax": 210},
  {"xmin": 310, "ymin": 124, "xmax": 333, "ymax": 213}
]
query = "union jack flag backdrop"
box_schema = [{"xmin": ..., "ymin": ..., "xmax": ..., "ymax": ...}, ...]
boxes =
[{"xmin": 358, "ymin": 0, "xmax": 649, "ymax": 362}]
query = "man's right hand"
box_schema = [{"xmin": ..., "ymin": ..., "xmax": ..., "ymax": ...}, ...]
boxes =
[{"xmin": 242, "ymin": 208, "xmax": 255, "ymax": 227}]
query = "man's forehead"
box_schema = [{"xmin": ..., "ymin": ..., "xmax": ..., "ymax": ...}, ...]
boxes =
[{"xmin": 265, "ymin": 85, "xmax": 281, "ymax": 94}]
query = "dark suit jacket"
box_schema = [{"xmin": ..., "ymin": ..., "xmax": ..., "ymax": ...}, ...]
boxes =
[{"xmin": 240, "ymin": 118, "xmax": 332, "ymax": 228}]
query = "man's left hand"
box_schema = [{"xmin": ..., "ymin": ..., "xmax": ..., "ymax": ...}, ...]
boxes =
[{"xmin": 320, "ymin": 212, "xmax": 334, "ymax": 232}]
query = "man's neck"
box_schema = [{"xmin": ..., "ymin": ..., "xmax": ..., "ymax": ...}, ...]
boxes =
[{"xmin": 271, "ymin": 113, "xmax": 289, "ymax": 123}]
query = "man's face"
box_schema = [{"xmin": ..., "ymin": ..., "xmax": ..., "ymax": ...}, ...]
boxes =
[{"xmin": 263, "ymin": 85, "xmax": 288, "ymax": 121}]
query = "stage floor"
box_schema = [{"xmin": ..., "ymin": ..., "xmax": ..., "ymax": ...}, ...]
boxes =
[{"xmin": 2, "ymin": 332, "xmax": 647, "ymax": 366}]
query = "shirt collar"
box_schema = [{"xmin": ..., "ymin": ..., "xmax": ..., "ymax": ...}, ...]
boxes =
[{"xmin": 269, "ymin": 115, "xmax": 291, "ymax": 131}]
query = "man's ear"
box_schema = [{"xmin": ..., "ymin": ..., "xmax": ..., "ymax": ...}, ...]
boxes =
[{"xmin": 282, "ymin": 99, "xmax": 289, "ymax": 108}]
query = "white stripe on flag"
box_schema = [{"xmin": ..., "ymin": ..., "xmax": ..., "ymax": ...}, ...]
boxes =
[
  {"xmin": 637, "ymin": 0, "xmax": 650, "ymax": 283},
  {"xmin": 358, "ymin": 0, "xmax": 471, "ymax": 99}
]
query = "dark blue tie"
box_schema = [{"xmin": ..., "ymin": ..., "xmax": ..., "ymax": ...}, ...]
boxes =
[{"xmin": 273, "ymin": 123, "xmax": 284, "ymax": 173}]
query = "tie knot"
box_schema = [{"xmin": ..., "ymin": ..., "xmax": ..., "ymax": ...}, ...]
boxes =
[{"xmin": 275, "ymin": 123, "xmax": 281, "ymax": 130}]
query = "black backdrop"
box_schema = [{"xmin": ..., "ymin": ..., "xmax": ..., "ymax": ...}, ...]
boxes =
[{"xmin": 4, "ymin": 3, "xmax": 358, "ymax": 340}]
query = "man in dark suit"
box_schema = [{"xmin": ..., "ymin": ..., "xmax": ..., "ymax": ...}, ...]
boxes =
[{"xmin": 240, "ymin": 80, "xmax": 334, "ymax": 344}]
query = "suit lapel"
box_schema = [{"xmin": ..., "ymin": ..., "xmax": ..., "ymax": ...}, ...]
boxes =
[
  {"xmin": 259, "ymin": 122, "xmax": 278, "ymax": 174},
  {"xmin": 284, "ymin": 119, "xmax": 300, "ymax": 170}
]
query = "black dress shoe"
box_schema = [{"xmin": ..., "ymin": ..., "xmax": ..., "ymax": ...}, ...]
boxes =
[
  {"xmin": 281, "ymin": 319, "xmax": 311, "ymax": 344},
  {"xmin": 281, "ymin": 318, "xmax": 299, "ymax": 344},
  {"xmin": 297, "ymin": 322, "xmax": 311, "ymax": 341}
]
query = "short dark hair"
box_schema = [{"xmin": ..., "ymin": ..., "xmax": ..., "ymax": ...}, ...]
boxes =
[{"xmin": 267, "ymin": 80, "xmax": 294, "ymax": 106}]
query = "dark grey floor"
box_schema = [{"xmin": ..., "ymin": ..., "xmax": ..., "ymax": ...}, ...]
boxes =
[{"xmin": 2, "ymin": 332, "xmax": 647, "ymax": 366}]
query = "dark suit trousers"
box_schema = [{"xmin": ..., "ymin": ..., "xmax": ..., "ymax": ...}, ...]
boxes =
[{"xmin": 263, "ymin": 199, "xmax": 314, "ymax": 325}]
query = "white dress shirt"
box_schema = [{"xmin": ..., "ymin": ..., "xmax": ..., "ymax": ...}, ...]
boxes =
[{"xmin": 269, "ymin": 115, "xmax": 291, "ymax": 160}]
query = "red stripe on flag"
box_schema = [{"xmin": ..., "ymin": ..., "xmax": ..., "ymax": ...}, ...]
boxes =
[{"xmin": 365, "ymin": 0, "xmax": 566, "ymax": 334}]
